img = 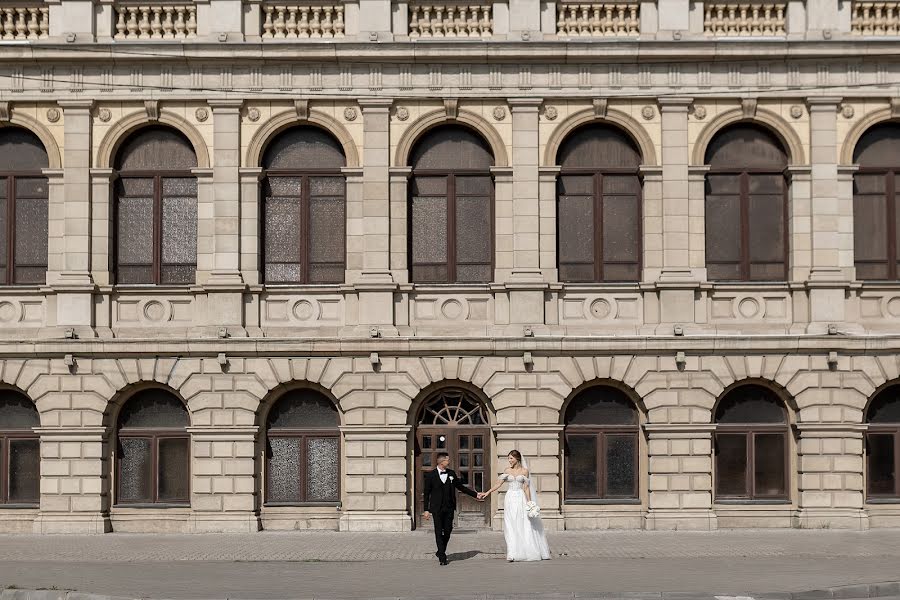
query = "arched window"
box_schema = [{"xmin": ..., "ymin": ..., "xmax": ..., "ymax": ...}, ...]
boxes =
[
  {"xmin": 557, "ymin": 124, "xmax": 642, "ymax": 282},
  {"xmin": 866, "ymin": 386, "xmax": 900, "ymax": 499},
  {"xmin": 115, "ymin": 389, "xmax": 189, "ymax": 505},
  {"xmin": 265, "ymin": 389, "xmax": 339, "ymax": 504},
  {"xmin": 409, "ymin": 125, "xmax": 494, "ymax": 283},
  {"xmin": 705, "ymin": 124, "xmax": 788, "ymax": 281},
  {"xmin": 0, "ymin": 391, "xmax": 39, "ymax": 505},
  {"xmin": 0, "ymin": 127, "xmax": 49, "ymax": 285},
  {"xmin": 853, "ymin": 123, "xmax": 900, "ymax": 280},
  {"xmin": 714, "ymin": 384, "xmax": 789, "ymax": 500},
  {"xmin": 261, "ymin": 126, "xmax": 346, "ymax": 284},
  {"xmin": 113, "ymin": 126, "xmax": 198, "ymax": 285},
  {"xmin": 563, "ymin": 386, "xmax": 639, "ymax": 501}
]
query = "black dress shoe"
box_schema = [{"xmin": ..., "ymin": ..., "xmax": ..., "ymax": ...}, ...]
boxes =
[{"xmin": 440, "ymin": 557, "xmax": 449, "ymax": 565}]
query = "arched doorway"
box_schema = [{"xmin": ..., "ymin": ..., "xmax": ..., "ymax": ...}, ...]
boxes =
[{"xmin": 414, "ymin": 387, "xmax": 490, "ymax": 529}]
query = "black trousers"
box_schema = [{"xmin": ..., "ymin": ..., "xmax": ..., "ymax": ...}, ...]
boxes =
[{"xmin": 432, "ymin": 509, "xmax": 454, "ymax": 558}]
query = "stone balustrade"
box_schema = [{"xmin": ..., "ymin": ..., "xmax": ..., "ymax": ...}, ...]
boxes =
[
  {"xmin": 114, "ymin": 4, "xmax": 198, "ymax": 39},
  {"xmin": 851, "ymin": 1, "xmax": 900, "ymax": 36},
  {"xmin": 261, "ymin": 3, "xmax": 345, "ymax": 39},
  {"xmin": 555, "ymin": 2, "xmax": 640, "ymax": 37},
  {"xmin": 0, "ymin": 6, "xmax": 48, "ymax": 40},
  {"xmin": 703, "ymin": 2, "xmax": 786, "ymax": 37},
  {"xmin": 408, "ymin": 2, "xmax": 493, "ymax": 38}
]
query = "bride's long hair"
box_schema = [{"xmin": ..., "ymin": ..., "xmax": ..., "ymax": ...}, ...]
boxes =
[{"xmin": 508, "ymin": 449, "xmax": 523, "ymax": 466}]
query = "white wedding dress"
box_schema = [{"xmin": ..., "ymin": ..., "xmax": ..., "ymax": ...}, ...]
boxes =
[{"xmin": 500, "ymin": 474, "xmax": 551, "ymax": 562}]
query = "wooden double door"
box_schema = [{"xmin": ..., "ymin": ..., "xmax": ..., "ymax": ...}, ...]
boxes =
[{"xmin": 414, "ymin": 427, "xmax": 490, "ymax": 529}]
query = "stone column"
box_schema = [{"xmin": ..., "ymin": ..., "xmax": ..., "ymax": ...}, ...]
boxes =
[
  {"xmin": 238, "ymin": 167, "xmax": 263, "ymax": 287},
  {"xmin": 644, "ymin": 424, "xmax": 717, "ymax": 530},
  {"xmin": 642, "ymin": 166, "xmax": 664, "ymax": 281},
  {"xmin": 33, "ymin": 426, "xmax": 110, "ymax": 533},
  {"xmin": 493, "ymin": 426, "xmax": 563, "ymax": 530},
  {"xmin": 388, "ymin": 167, "xmax": 411, "ymax": 284},
  {"xmin": 657, "ymin": 98, "xmax": 698, "ymax": 327},
  {"xmin": 797, "ymin": 424, "xmax": 867, "ymax": 529},
  {"xmin": 538, "ymin": 166, "xmax": 559, "ymax": 282},
  {"xmin": 356, "ymin": 99, "xmax": 397, "ymax": 330},
  {"xmin": 204, "ymin": 100, "xmax": 245, "ymax": 334},
  {"xmin": 807, "ymin": 97, "xmax": 849, "ymax": 331},
  {"xmin": 339, "ymin": 425, "xmax": 411, "ymax": 531},
  {"xmin": 52, "ymin": 100, "xmax": 96, "ymax": 335},
  {"xmin": 189, "ymin": 425, "xmax": 259, "ymax": 532}
]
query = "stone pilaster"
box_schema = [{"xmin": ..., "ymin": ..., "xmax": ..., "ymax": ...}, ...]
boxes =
[
  {"xmin": 33, "ymin": 426, "xmax": 110, "ymax": 534},
  {"xmin": 339, "ymin": 425, "xmax": 411, "ymax": 531},
  {"xmin": 797, "ymin": 424, "xmax": 868, "ymax": 529},
  {"xmin": 238, "ymin": 167, "xmax": 263, "ymax": 287},
  {"xmin": 51, "ymin": 100, "xmax": 96, "ymax": 335},
  {"xmin": 388, "ymin": 167, "xmax": 412, "ymax": 284},
  {"xmin": 538, "ymin": 166, "xmax": 559, "ymax": 281},
  {"xmin": 642, "ymin": 166, "xmax": 664, "ymax": 281},
  {"xmin": 189, "ymin": 426, "xmax": 260, "ymax": 533},
  {"xmin": 644, "ymin": 425, "xmax": 717, "ymax": 530}
]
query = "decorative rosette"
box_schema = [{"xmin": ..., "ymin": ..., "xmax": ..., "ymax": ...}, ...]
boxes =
[{"xmin": 525, "ymin": 500, "xmax": 540, "ymax": 518}]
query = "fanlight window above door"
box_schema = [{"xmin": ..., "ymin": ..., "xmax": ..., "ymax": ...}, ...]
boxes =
[{"xmin": 418, "ymin": 389, "xmax": 486, "ymax": 426}]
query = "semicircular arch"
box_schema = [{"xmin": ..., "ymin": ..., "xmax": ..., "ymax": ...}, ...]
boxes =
[
  {"xmin": 840, "ymin": 109, "xmax": 900, "ymax": 165},
  {"xmin": 394, "ymin": 110, "xmax": 508, "ymax": 168},
  {"xmin": 543, "ymin": 108, "xmax": 657, "ymax": 167},
  {"xmin": 409, "ymin": 380, "xmax": 497, "ymax": 427},
  {"xmin": 691, "ymin": 108, "xmax": 805, "ymax": 166},
  {"xmin": 559, "ymin": 378, "xmax": 647, "ymax": 425},
  {"xmin": 0, "ymin": 115, "xmax": 62, "ymax": 169},
  {"xmin": 97, "ymin": 110, "xmax": 210, "ymax": 169},
  {"xmin": 245, "ymin": 109, "xmax": 360, "ymax": 168},
  {"xmin": 256, "ymin": 380, "xmax": 344, "ymax": 428},
  {"xmin": 711, "ymin": 378, "xmax": 797, "ymax": 425}
]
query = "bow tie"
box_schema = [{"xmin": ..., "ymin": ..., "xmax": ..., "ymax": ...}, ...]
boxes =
[{"xmin": 438, "ymin": 471, "xmax": 447, "ymax": 475}]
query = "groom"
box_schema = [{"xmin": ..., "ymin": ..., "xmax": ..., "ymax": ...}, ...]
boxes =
[{"xmin": 422, "ymin": 452, "xmax": 482, "ymax": 565}]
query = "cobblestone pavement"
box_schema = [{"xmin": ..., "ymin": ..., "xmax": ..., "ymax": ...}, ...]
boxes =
[{"xmin": 0, "ymin": 530, "xmax": 898, "ymax": 599}]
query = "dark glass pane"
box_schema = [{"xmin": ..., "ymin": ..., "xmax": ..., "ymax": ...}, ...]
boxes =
[
  {"xmin": 867, "ymin": 433, "xmax": 896, "ymax": 495},
  {"xmin": 160, "ymin": 264, "xmax": 195, "ymax": 285},
  {"xmin": 748, "ymin": 191, "xmax": 785, "ymax": 267},
  {"xmin": 473, "ymin": 436, "xmax": 483, "ymax": 450},
  {"xmin": 264, "ymin": 193, "xmax": 302, "ymax": 280},
  {"xmin": 161, "ymin": 177, "xmax": 196, "ymax": 197},
  {"xmin": 308, "ymin": 196, "xmax": 345, "ymax": 275},
  {"xmin": 265, "ymin": 176, "xmax": 302, "ymax": 198},
  {"xmin": 716, "ymin": 433, "xmax": 748, "ymax": 497},
  {"xmin": 437, "ymin": 435, "xmax": 446, "ymax": 449},
  {"xmin": 854, "ymin": 183, "xmax": 888, "ymax": 269},
  {"xmin": 559, "ymin": 175, "xmax": 593, "ymax": 196},
  {"xmin": 0, "ymin": 190, "xmax": 6, "ymax": 274},
  {"xmin": 0, "ymin": 178, "xmax": 5, "ymax": 199},
  {"xmin": 707, "ymin": 263, "xmax": 741, "ymax": 280},
  {"xmin": 748, "ymin": 174, "xmax": 783, "ymax": 194},
  {"xmin": 474, "ymin": 471, "xmax": 483, "ymax": 490},
  {"xmin": 157, "ymin": 437, "xmax": 189, "ymax": 501},
  {"xmin": 309, "ymin": 176, "xmax": 345, "ymax": 198},
  {"xmin": 306, "ymin": 437, "xmax": 339, "ymax": 501},
  {"xmin": 117, "ymin": 265, "xmax": 154, "ymax": 285},
  {"xmin": 459, "ymin": 453, "xmax": 469, "ymax": 467},
  {"xmin": 602, "ymin": 191, "xmax": 640, "ymax": 267},
  {"xmin": 716, "ymin": 385, "xmax": 786, "ymax": 424},
  {"xmin": 411, "ymin": 264, "xmax": 448, "ymax": 283},
  {"xmin": 116, "ymin": 126, "xmax": 198, "ymax": 171},
  {"xmin": 422, "ymin": 435, "xmax": 432, "ymax": 449},
  {"xmin": 14, "ymin": 195, "xmax": 48, "ymax": 280},
  {"xmin": 473, "ymin": 453, "xmax": 483, "ymax": 467},
  {"xmin": 0, "ymin": 393, "xmax": 39, "ymax": 428},
  {"xmin": 456, "ymin": 176, "xmax": 492, "ymax": 196},
  {"xmin": 749, "ymin": 262, "xmax": 787, "ymax": 281},
  {"xmin": 267, "ymin": 437, "xmax": 300, "ymax": 502},
  {"xmin": 458, "ymin": 436, "xmax": 468, "ymax": 449},
  {"xmin": 262, "ymin": 126, "xmax": 346, "ymax": 170},
  {"xmin": 422, "ymin": 453, "xmax": 432, "ymax": 467},
  {"xmin": 706, "ymin": 188, "xmax": 741, "ymax": 273},
  {"xmin": 116, "ymin": 187, "xmax": 153, "ymax": 282},
  {"xmin": 705, "ymin": 124, "xmax": 787, "ymax": 169},
  {"xmin": 605, "ymin": 434, "xmax": 636, "ymax": 497},
  {"xmin": 7, "ymin": 438, "xmax": 39, "ymax": 503},
  {"xmin": 118, "ymin": 389, "xmax": 189, "ymax": 429},
  {"xmin": 410, "ymin": 125, "xmax": 493, "ymax": 170},
  {"xmin": 267, "ymin": 390, "xmax": 339, "ymax": 429},
  {"xmin": 0, "ymin": 128, "xmax": 49, "ymax": 171},
  {"xmin": 857, "ymin": 262, "xmax": 890, "ymax": 280},
  {"xmin": 118, "ymin": 437, "xmax": 152, "ymax": 502},
  {"xmin": 161, "ymin": 195, "xmax": 196, "ymax": 274},
  {"xmin": 455, "ymin": 195, "xmax": 491, "ymax": 266},
  {"xmin": 603, "ymin": 263, "xmax": 640, "ymax": 281},
  {"xmin": 455, "ymin": 263, "xmax": 491, "ymax": 283},
  {"xmin": 565, "ymin": 387, "xmax": 637, "ymax": 425},
  {"xmin": 557, "ymin": 124, "xmax": 642, "ymax": 169},
  {"xmin": 854, "ymin": 123, "xmax": 900, "ymax": 167},
  {"xmin": 707, "ymin": 174, "xmax": 741, "ymax": 195},
  {"xmin": 868, "ymin": 389, "xmax": 900, "ymax": 423},
  {"xmin": 566, "ymin": 434, "xmax": 598, "ymax": 497},
  {"xmin": 753, "ymin": 433, "xmax": 786, "ymax": 497},
  {"xmin": 411, "ymin": 177, "xmax": 446, "ymax": 196},
  {"xmin": 308, "ymin": 265, "xmax": 345, "ymax": 284},
  {"xmin": 411, "ymin": 194, "xmax": 447, "ymax": 270},
  {"xmin": 560, "ymin": 263, "xmax": 594, "ymax": 282},
  {"xmin": 14, "ymin": 177, "xmax": 48, "ymax": 199},
  {"xmin": 458, "ymin": 470, "xmax": 469, "ymax": 485},
  {"xmin": 558, "ymin": 195, "xmax": 594, "ymax": 275}
]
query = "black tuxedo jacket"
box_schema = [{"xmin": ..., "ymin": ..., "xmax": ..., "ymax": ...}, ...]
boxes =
[{"xmin": 423, "ymin": 468, "xmax": 478, "ymax": 513}]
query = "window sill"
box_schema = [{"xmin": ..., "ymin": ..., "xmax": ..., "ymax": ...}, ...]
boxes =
[
  {"xmin": 865, "ymin": 498, "xmax": 900, "ymax": 504},
  {"xmin": 0, "ymin": 504, "xmax": 39, "ymax": 509},
  {"xmin": 263, "ymin": 502, "xmax": 341, "ymax": 508},
  {"xmin": 715, "ymin": 499, "xmax": 792, "ymax": 505},
  {"xmin": 113, "ymin": 503, "xmax": 190, "ymax": 509},
  {"xmin": 564, "ymin": 499, "xmax": 641, "ymax": 505}
]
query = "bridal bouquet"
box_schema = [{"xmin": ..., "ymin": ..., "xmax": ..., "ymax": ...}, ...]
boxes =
[{"xmin": 525, "ymin": 500, "xmax": 540, "ymax": 518}]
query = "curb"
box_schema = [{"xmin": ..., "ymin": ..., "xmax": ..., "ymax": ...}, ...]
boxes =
[{"xmin": 1, "ymin": 583, "xmax": 899, "ymax": 600}]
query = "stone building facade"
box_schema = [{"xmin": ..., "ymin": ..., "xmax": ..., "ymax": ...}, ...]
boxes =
[{"xmin": 0, "ymin": 0, "xmax": 899, "ymax": 534}]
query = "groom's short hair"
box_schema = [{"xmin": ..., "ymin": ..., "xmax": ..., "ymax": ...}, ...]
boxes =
[{"xmin": 436, "ymin": 452, "xmax": 449, "ymax": 461}]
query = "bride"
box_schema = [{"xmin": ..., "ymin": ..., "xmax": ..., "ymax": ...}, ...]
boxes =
[{"xmin": 478, "ymin": 450, "xmax": 551, "ymax": 562}]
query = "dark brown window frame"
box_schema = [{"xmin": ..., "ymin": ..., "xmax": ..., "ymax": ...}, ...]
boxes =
[
  {"xmin": 557, "ymin": 166, "xmax": 643, "ymax": 283},
  {"xmin": 866, "ymin": 426, "xmax": 900, "ymax": 500},
  {"xmin": 0, "ymin": 172, "xmax": 49, "ymax": 286},
  {"xmin": 854, "ymin": 167, "xmax": 899, "ymax": 280},
  {"xmin": 115, "ymin": 427, "xmax": 190, "ymax": 506},
  {"xmin": 0, "ymin": 430, "xmax": 39, "ymax": 506},
  {"xmin": 264, "ymin": 428, "xmax": 340, "ymax": 506},
  {"xmin": 113, "ymin": 169, "xmax": 197, "ymax": 286},
  {"xmin": 714, "ymin": 424, "xmax": 790, "ymax": 502},
  {"xmin": 261, "ymin": 168, "xmax": 347, "ymax": 285},
  {"xmin": 564, "ymin": 423, "xmax": 640, "ymax": 502},
  {"xmin": 408, "ymin": 168, "xmax": 495, "ymax": 284},
  {"xmin": 705, "ymin": 167, "xmax": 789, "ymax": 282}
]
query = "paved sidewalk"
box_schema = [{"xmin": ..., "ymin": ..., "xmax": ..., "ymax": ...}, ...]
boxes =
[{"xmin": 0, "ymin": 530, "xmax": 898, "ymax": 599}]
